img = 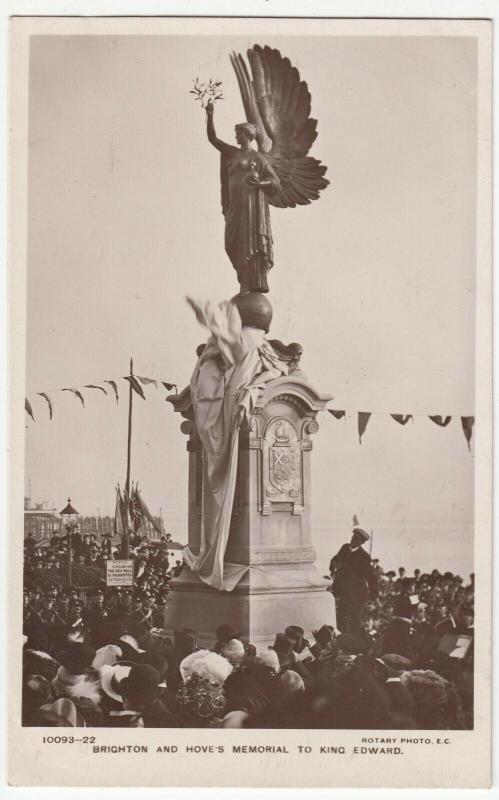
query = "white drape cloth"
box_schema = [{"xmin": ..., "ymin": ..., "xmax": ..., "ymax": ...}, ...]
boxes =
[{"xmin": 183, "ymin": 299, "xmax": 287, "ymax": 591}]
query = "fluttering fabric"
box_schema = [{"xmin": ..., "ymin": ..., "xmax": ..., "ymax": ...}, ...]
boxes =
[
  {"xmin": 461, "ymin": 416, "xmax": 475, "ymax": 450},
  {"xmin": 357, "ymin": 412, "xmax": 371, "ymax": 443},
  {"xmin": 184, "ymin": 298, "xmax": 288, "ymax": 591},
  {"xmin": 391, "ymin": 414, "xmax": 412, "ymax": 425}
]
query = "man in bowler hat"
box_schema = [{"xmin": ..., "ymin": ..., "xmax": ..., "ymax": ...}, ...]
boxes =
[{"xmin": 330, "ymin": 524, "xmax": 377, "ymax": 636}]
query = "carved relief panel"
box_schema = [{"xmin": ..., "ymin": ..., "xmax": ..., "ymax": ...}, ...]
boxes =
[{"xmin": 262, "ymin": 417, "xmax": 303, "ymax": 515}]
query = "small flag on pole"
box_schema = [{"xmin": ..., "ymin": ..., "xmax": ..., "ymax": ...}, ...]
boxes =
[{"xmin": 124, "ymin": 375, "xmax": 146, "ymax": 400}]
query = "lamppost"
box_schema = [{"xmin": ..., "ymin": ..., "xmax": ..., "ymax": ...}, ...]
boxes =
[{"xmin": 60, "ymin": 497, "xmax": 79, "ymax": 587}]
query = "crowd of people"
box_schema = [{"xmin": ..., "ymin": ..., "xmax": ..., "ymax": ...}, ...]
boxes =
[
  {"xmin": 22, "ymin": 526, "xmax": 474, "ymax": 731},
  {"xmin": 24, "ymin": 527, "xmax": 185, "ymax": 606}
]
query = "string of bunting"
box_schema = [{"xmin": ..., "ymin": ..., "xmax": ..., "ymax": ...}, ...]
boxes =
[
  {"xmin": 25, "ymin": 375, "xmax": 178, "ymax": 422},
  {"xmin": 327, "ymin": 409, "xmax": 475, "ymax": 450},
  {"xmin": 24, "ymin": 375, "xmax": 475, "ymax": 450}
]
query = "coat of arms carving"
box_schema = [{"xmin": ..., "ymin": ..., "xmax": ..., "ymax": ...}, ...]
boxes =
[{"xmin": 262, "ymin": 418, "xmax": 302, "ymax": 508}]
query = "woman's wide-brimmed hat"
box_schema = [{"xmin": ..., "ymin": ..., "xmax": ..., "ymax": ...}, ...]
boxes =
[{"xmin": 99, "ymin": 663, "xmax": 132, "ymax": 703}]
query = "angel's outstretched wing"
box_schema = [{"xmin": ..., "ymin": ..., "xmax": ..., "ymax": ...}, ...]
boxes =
[{"xmin": 231, "ymin": 45, "xmax": 329, "ymax": 209}]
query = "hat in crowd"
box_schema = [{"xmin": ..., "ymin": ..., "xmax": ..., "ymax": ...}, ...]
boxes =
[
  {"xmin": 312, "ymin": 625, "xmax": 335, "ymax": 645},
  {"xmin": 120, "ymin": 664, "xmax": 162, "ymax": 705},
  {"xmin": 39, "ymin": 698, "xmax": 83, "ymax": 727},
  {"xmin": 179, "ymin": 650, "xmax": 233, "ymax": 686},
  {"xmin": 400, "ymin": 669, "xmax": 448, "ymax": 705},
  {"xmin": 280, "ymin": 670, "xmax": 305, "ymax": 695},
  {"xmin": 215, "ymin": 624, "xmax": 241, "ymax": 645},
  {"xmin": 99, "ymin": 663, "xmax": 132, "ymax": 703},
  {"xmin": 57, "ymin": 643, "xmax": 96, "ymax": 675},
  {"xmin": 336, "ymin": 634, "xmax": 367, "ymax": 656},
  {"xmin": 352, "ymin": 526, "xmax": 370, "ymax": 542},
  {"xmin": 23, "ymin": 649, "xmax": 60, "ymax": 681},
  {"xmin": 380, "ymin": 653, "xmax": 412, "ymax": 676},
  {"xmin": 272, "ymin": 633, "xmax": 294, "ymax": 656},
  {"xmin": 221, "ymin": 639, "xmax": 245, "ymax": 665},
  {"xmin": 385, "ymin": 570, "xmax": 396, "ymax": 579},
  {"xmin": 221, "ymin": 710, "xmax": 250, "ymax": 728},
  {"xmin": 118, "ymin": 634, "xmax": 145, "ymax": 663},
  {"xmin": 174, "ymin": 629, "xmax": 198, "ymax": 655},
  {"xmin": 92, "ymin": 644, "xmax": 123, "ymax": 669},
  {"xmin": 256, "ymin": 648, "xmax": 280, "ymax": 674},
  {"xmin": 284, "ymin": 626, "xmax": 306, "ymax": 653}
]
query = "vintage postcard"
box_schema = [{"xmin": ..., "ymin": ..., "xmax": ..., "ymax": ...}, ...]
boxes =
[{"xmin": 8, "ymin": 15, "xmax": 492, "ymax": 788}]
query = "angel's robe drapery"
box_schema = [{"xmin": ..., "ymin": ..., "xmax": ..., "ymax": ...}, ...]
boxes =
[
  {"xmin": 222, "ymin": 150, "xmax": 274, "ymax": 293},
  {"xmin": 183, "ymin": 300, "xmax": 287, "ymax": 591}
]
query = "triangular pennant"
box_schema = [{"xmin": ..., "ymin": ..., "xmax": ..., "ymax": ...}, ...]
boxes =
[
  {"xmin": 162, "ymin": 382, "xmax": 177, "ymax": 393},
  {"xmin": 358, "ymin": 412, "xmax": 371, "ymax": 443},
  {"xmin": 123, "ymin": 375, "xmax": 146, "ymax": 400},
  {"xmin": 105, "ymin": 380, "xmax": 119, "ymax": 404},
  {"xmin": 85, "ymin": 384, "xmax": 108, "ymax": 395},
  {"xmin": 328, "ymin": 409, "xmax": 346, "ymax": 420},
  {"xmin": 62, "ymin": 388, "xmax": 85, "ymax": 406},
  {"xmin": 391, "ymin": 414, "xmax": 412, "ymax": 425},
  {"xmin": 429, "ymin": 415, "xmax": 452, "ymax": 427},
  {"xmin": 25, "ymin": 397, "xmax": 35, "ymax": 421},
  {"xmin": 352, "ymin": 514, "xmax": 359, "ymax": 527},
  {"xmin": 461, "ymin": 416, "xmax": 474, "ymax": 450},
  {"xmin": 37, "ymin": 392, "xmax": 53, "ymax": 420},
  {"xmin": 137, "ymin": 376, "xmax": 158, "ymax": 388}
]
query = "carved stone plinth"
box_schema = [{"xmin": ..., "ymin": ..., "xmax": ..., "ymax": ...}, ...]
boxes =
[{"xmin": 165, "ymin": 362, "xmax": 334, "ymax": 647}]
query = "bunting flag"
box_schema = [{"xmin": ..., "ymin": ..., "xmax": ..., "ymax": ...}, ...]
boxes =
[
  {"xmin": 138, "ymin": 376, "xmax": 158, "ymax": 388},
  {"xmin": 429, "ymin": 415, "xmax": 452, "ymax": 427},
  {"xmin": 38, "ymin": 393, "xmax": 53, "ymax": 420},
  {"xmin": 352, "ymin": 514, "xmax": 359, "ymax": 527},
  {"xmin": 328, "ymin": 409, "xmax": 346, "ymax": 420},
  {"xmin": 162, "ymin": 382, "xmax": 177, "ymax": 392},
  {"xmin": 358, "ymin": 412, "xmax": 371, "ymax": 443},
  {"xmin": 62, "ymin": 388, "xmax": 85, "ymax": 406},
  {"xmin": 25, "ymin": 398, "xmax": 35, "ymax": 421},
  {"xmin": 391, "ymin": 414, "xmax": 412, "ymax": 425},
  {"xmin": 123, "ymin": 375, "xmax": 146, "ymax": 400},
  {"xmin": 461, "ymin": 417, "xmax": 475, "ymax": 450},
  {"xmin": 85, "ymin": 384, "xmax": 108, "ymax": 395},
  {"xmin": 106, "ymin": 380, "xmax": 119, "ymax": 404}
]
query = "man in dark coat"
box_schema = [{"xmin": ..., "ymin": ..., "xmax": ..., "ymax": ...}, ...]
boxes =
[
  {"xmin": 330, "ymin": 525, "xmax": 377, "ymax": 636},
  {"xmin": 379, "ymin": 594, "xmax": 414, "ymax": 659}
]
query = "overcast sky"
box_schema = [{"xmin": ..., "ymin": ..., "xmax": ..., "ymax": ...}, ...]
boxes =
[{"xmin": 25, "ymin": 32, "xmax": 477, "ymax": 574}]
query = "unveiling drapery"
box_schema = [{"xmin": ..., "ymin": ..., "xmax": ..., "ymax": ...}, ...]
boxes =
[{"xmin": 183, "ymin": 299, "xmax": 287, "ymax": 591}]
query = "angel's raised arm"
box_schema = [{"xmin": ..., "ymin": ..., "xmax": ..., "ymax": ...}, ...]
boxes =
[{"xmin": 206, "ymin": 101, "xmax": 231, "ymax": 153}]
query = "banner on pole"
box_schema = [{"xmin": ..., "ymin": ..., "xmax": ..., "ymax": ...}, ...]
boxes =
[{"xmin": 106, "ymin": 559, "xmax": 134, "ymax": 587}]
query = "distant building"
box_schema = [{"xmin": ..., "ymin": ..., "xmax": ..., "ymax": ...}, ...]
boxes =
[
  {"xmin": 24, "ymin": 497, "xmax": 60, "ymax": 539},
  {"xmin": 24, "ymin": 496, "xmax": 165, "ymax": 542}
]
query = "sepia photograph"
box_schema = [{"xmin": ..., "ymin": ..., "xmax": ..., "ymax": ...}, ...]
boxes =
[{"xmin": 7, "ymin": 14, "xmax": 492, "ymax": 789}]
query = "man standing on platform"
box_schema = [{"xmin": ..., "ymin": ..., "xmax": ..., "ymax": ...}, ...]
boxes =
[{"xmin": 330, "ymin": 523, "xmax": 377, "ymax": 636}]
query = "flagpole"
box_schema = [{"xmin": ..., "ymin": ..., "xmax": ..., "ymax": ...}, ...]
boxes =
[
  {"xmin": 125, "ymin": 357, "xmax": 133, "ymax": 559},
  {"xmin": 369, "ymin": 528, "xmax": 374, "ymax": 559}
]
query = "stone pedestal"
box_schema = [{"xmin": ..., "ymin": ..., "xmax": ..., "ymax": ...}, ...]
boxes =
[{"xmin": 165, "ymin": 366, "xmax": 334, "ymax": 647}]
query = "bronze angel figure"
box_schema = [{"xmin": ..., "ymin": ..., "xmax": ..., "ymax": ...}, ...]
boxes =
[{"xmin": 206, "ymin": 45, "xmax": 329, "ymax": 294}]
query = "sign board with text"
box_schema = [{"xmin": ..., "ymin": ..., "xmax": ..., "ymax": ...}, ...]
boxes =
[{"xmin": 106, "ymin": 559, "xmax": 134, "ymax": 587}]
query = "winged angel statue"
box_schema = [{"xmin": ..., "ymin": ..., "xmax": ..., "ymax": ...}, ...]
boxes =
[{"xmin": 206, "ymin": 45, "xmax": 329, "ymax": 294}]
